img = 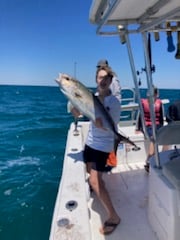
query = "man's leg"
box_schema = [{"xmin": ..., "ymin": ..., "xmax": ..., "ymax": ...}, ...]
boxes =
[
  {"xmin": 144, "ymin": 142, "xmax": 154, "ymax": 173},
  {"xmin": 89, "ymin": 169, "xmax": 120, "ymax": 233}
]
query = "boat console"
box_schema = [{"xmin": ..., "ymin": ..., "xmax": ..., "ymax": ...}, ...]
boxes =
[{"xmin": 149, "ymin": 121, "xmax": 180, "ymax": 240}]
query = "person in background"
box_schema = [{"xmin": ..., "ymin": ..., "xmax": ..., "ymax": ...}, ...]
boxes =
[
  {"xmin": 96, "ymin": 59, "xmax": 121, "ymax": 155},
  {"xmin": 166, "ymin": 100, "xmax": 180, "ymax": 123},
  {"xmin": 136, "ymin": 87, "xmax": 164, "ymax": 173},
  {"xmin": 162, "ymin": 99, "xmax": 180, "ymax": 151},
  {"xmin": 71, "ymin": 65, "xmax": 121, "ymax": 235}
]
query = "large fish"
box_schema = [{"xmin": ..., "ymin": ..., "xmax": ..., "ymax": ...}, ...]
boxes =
[{"xmin": 55, "ymin": 73, "xmax": 140, "ymax": 149}]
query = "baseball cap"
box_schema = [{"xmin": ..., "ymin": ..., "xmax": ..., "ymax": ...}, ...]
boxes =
[{"xmin": 96, "ymin": 59, "xmax": 109, "ymax": 68}]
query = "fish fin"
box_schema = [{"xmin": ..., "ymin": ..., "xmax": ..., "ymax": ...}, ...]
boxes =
[
  {"xmin": 74, "ymin": 92, "xmax": 82, "ymax": 98},
  {"xmin": 116, "ymin": 132, "xmax": 140, "ymax": 150}
]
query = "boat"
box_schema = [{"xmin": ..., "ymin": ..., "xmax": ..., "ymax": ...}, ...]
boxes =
[{"xmin": 49, "ymin": 1, "xmax": 180, "ymax": 239}]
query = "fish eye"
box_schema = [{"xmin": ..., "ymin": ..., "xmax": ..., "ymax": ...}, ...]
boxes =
[{"xmin": 65, "ymin": 76, "xmax": 70, "ymax": 81}]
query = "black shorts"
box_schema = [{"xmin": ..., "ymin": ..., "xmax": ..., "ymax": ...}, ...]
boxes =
[{"xmin": 83, "ymin": 145, "xmax": 109, "ymax": 172}]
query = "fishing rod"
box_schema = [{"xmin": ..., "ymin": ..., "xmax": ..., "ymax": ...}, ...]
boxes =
[
  {"xmin": 136, "ymin": 32, "xmax": 156, "ymax": 80},
  {"xmin": 145, "ymin": 33, "xmax": 156, "ymax": 73}
]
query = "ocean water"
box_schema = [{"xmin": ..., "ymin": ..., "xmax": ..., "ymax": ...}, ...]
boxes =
[
  {"xmin": 0, "ymin": 85, "xmax": 73, "ymax": 240},
  {"xmin": 0, "ymin": 85, "xmax": 179, "ymax": 240}
]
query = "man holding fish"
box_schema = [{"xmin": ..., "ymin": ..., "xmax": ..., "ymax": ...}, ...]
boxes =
[{"xmin": 56, "ymin": 65, "xmax": 121, "ymax": 235}]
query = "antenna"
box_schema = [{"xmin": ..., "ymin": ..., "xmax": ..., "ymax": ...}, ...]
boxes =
[{"xmin": 74, "ymin": 61, "xmax": 77, "ymax": 78}]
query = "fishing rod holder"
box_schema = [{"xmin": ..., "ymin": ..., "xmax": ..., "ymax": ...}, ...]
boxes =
[
  {"xmin": 65, "ymin": 200, "xmax": 78, "ymax": 211},
  {"xmin": 136, "ymin": 64, "xmax": 156, "ymax": 76}
]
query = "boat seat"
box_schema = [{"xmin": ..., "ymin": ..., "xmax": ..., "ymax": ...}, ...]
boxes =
[
  {"xmin": 156, "ymin": 121, "xmax": 180, "ymax": 145},
  {"xmin": 162, "ymin": 155, "xmax": 180, "ymax": 190}
]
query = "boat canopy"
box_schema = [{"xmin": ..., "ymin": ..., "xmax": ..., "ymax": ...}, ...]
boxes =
[
  {"xmin": 89, "ymin": 0, "xmax": 180, "ymax": 168},
  {"xmin": 89, "ymin": 0, "xmax": 180, "ymax": 34}
]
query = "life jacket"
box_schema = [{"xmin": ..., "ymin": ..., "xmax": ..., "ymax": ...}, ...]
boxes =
[{"xmin": 141, "ymin": 98, "xmax": 162, "ymax": 126}]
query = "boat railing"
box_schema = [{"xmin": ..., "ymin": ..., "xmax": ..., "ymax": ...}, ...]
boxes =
[{"xmin": 120, "ymin": 87, "xmax": 139, "ymax": 125}]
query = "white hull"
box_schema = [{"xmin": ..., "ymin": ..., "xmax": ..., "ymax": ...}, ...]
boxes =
[
  {"xmin": 50, "ymin": 0, "xmax": 180, "ymax": 239},
  {"xmin": 49, "ymin": 120, "xmax": 180, "ymax": 240}
]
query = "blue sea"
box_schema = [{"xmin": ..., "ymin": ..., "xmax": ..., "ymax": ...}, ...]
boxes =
[{"xmin": 0, "ymin": 85, "xmax": 179, "ymax": 240}]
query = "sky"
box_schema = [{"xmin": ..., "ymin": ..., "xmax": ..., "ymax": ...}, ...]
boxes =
[{"xmin": 0, "ymin": 0, "xmax": 179, "ymax": 89}]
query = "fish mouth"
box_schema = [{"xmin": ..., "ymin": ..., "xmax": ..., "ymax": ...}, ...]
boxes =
[
  {"xmin": 55, "ymin": 75, "xmax": 69, "ymax": 96},
  {"xmin": 55, "ymin": 73, "xmax": 62, "ymax": 85},
  {"xmin": 60, "ymin": 88, "xmax": 67, "ymax": 95},
  {"xmin": 55, "ymin": 73, "xmax": 70, "ymax": 86},
  {"xmin": 55, "ymin": 78, "xmax": 67, "ymax": 95},
  {"xmin": 55, "ymin": 72, "xmax": 75, "ymax": 99},
  {"xmin": 55, "ymin": 74, "xmax": 67, "ymax": 95},
  {"xmin": 55, "ymin": 78, "xmax": 60, "ymax": 85}
]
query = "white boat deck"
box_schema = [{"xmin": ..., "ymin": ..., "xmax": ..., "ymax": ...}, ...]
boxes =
[
  {"xmin": 88, "ymin": 162, "xmax": 158, "ymax": 240},
  {"xmin": 49, "ymin": 120, "xmax": 180, "ymax": 240}
]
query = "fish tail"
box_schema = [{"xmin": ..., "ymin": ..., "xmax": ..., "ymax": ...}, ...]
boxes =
[{"xmin": 116, "ymin": 132, "xmax": 140, "ymax": 150}]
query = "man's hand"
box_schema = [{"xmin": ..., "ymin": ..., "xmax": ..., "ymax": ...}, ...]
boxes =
[{"xmin": 71, "ymin": 107, "xmax": 81, "ymax": 118}]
